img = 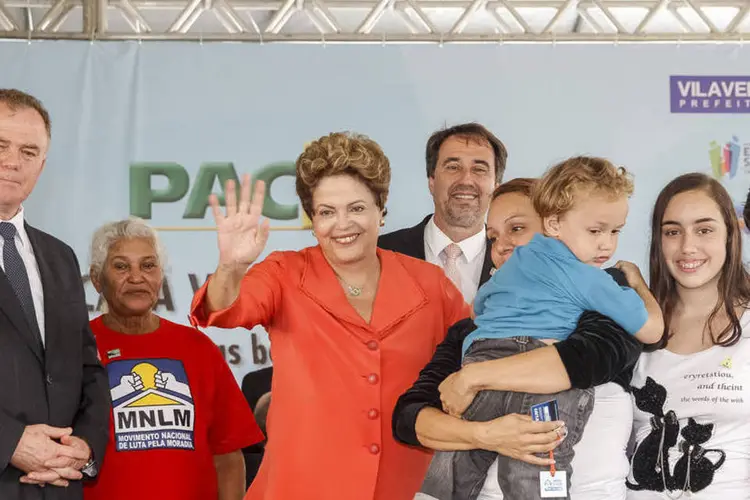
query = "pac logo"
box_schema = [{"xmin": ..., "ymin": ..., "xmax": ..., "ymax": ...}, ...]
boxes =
[
  {"xmin": 129, "ymin": 162, "xmax": 312, "ymax": 231},
  {"xmin": 108, "ymin": 359, "xmax": 195, "ymax": 451}
]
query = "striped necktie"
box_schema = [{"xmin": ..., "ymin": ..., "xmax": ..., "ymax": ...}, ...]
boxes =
[{"xmin": 0, "ymin": 222, "xmax": 41, "ymax": 344}]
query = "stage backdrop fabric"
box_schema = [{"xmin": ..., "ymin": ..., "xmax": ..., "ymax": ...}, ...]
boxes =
[{"xmin": 1, "ymin": 40, "xmax": 750, "ymax": 383}]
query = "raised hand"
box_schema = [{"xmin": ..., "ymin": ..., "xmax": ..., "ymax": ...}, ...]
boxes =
[{"xmin": 210, "ymin": 174, "xmax": 271, "ymax": 269}]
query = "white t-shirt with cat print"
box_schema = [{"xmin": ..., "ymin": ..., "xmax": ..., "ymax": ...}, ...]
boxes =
[{"xmin": 627, "ymin": 311, "xmax": 750, "ymax": 499}]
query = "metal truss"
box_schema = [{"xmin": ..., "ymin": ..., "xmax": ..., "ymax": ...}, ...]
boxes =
[{"xmin": 1, "ymin": 0, "xmax": 750, "ymax": 42}]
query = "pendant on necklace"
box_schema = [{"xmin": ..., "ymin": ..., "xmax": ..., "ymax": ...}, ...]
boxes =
[{"xmin": 348, "ymin": 285, "xmax": 362, "ymax": 297}]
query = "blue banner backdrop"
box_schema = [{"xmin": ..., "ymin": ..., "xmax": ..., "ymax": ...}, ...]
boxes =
[{"xmin": 1, "ymin": 40, "xmax": 749, "ymax": 383}]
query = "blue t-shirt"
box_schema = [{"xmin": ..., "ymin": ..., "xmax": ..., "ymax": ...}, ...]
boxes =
[{"xmin": 462, "ymin": 234, "xmax": 648, "ymax": 357}]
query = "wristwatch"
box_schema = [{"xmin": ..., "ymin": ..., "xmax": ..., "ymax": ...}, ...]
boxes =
[{"xmin": 81, "ymin": 457, "xmax": 98, "ymax": 479}]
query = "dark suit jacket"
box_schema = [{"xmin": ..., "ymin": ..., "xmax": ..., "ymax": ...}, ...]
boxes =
[
  {"xmin": 0, "ymin": 224, "xmax": 110, "ymax": 499},
  {"xmin": 241, "ymin": 366, "xmax": 273, "ymax": 487},
  {"xmin": 242, "ymin": 366, "xmax": 273, "ymax": 411},
  {"xmin": 377, "ymin": 214, "xmax": 494, "ymax": 288}
]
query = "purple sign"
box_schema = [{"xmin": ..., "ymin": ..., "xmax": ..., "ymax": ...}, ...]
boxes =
[{"xmin": 670, "ymin": 76, "xmax": 750, "ymax": 113}]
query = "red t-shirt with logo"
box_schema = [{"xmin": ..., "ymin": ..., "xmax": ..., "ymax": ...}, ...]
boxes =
[{"xmin": 84, "ymin": 316, "xmax": 264, "ymax": 500}]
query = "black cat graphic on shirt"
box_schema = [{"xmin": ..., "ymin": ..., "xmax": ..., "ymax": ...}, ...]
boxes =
[
  {"xmin": 672, "ymin": 418, "xmax": 726, "ymax": 492},
  {"xmin": 627, "ymin": 377, "xmax": 726, "ymax": 493},
  {"xmin": 627, "ymin": 377, "xmax": 680, "ymax": 492}
]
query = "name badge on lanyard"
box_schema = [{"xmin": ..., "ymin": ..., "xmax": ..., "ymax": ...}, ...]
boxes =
[
  {"xmin": 539, "ymin": 471, "xmax": 567, "ymax": 498},
  {"xmin": 531, "ymin": 400, "xmax": 568, "ymax": 498}
]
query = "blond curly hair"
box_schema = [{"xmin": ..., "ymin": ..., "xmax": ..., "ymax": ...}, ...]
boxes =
[
  {"xmin": 532, "ymin": 156, "xmax": 634, "ymax": 219},
  {"xmin": 296, "ymin": 132, "xmax": 391, "ymax": 218}
]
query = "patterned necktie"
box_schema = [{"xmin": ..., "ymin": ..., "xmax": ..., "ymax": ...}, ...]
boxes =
[
  {"xmin": 442, "ymin": 243, "xmax": 464, "ymax": 292},
  {"xmin": 0, "ymin": 222, "xmax": 41, "ymax": 341}
]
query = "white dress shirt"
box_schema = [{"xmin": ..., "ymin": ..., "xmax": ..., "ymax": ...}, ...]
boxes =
[
  {"xmin": 0, "ymin": 206, "xmax": 46, "ymax": 346},
  {"xmin": 423, "ymin": 215, "xmax": 487, "ymax": 303}
]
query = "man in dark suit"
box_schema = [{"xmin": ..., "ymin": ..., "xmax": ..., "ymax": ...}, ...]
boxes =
[
  {"xmin": 378, "ymin": 123, "xmax": 507, "ymax": 299},
  {"xmin": 0, "ymin": 89, "xmax": 110, "ymax": 498}
]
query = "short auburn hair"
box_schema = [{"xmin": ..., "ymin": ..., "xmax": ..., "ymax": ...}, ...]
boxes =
[
  {"xmin": 296, "ymin": 132, "xmax": 391, "ymax": 219},
  {"xmin": 0, "ymin": 89, "xmax": 51, "ymax": 138},
  {"xmin": 532, "ymin": 156, "xmax": 634, "ymax": 219}
]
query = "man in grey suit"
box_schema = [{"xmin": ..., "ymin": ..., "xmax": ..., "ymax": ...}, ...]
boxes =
[{"xmin": 0, "ymin": 89, "xmax": 109, "ymax": 498}]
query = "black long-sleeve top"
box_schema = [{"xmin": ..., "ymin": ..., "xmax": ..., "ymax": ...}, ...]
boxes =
[{"xmin": 391, "ymin": 270, "xmax": 643, "ymax": 447}]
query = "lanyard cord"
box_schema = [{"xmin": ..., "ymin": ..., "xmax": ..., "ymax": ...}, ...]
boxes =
[{"xmin": 549, "ymin": 450, "xmax": 556, "ymax": 477}]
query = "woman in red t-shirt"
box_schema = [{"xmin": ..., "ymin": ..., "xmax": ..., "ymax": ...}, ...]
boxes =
[{"xmin": 83, "ymin": 218, "xmax": 264, "ymax": 500}]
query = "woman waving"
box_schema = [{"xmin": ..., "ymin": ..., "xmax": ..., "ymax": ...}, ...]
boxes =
[{"xmin": 189, "ymin": 132, "xmax": 469, "ymax": 500}]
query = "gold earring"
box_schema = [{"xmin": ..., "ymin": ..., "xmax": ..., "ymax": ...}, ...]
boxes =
[{"xmin": 379, "ymin": 219, "xmax": 385, "ymax": 227}]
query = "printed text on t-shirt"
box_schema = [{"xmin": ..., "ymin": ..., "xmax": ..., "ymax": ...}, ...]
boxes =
[{"xmin": 681, "ymin": 370, "xmax": 744, "ymax": 405}]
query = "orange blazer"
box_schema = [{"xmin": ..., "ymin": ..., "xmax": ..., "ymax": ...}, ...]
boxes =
[{"xmin": 190, "ymin": 246, "xmax": 469, "ymax": 500}]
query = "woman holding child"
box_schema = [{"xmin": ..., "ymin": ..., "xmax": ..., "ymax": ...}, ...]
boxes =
[
  {"xmin": 397, "ymin": 166, "xmax": 750, "ymax": 499},
  {"xmin": 417, "ymin": 157, "xmax": 662, "ymax": 500},
  {"xmin": 399, "ymin": 157, "xmax": 658, "ymax": 500}
]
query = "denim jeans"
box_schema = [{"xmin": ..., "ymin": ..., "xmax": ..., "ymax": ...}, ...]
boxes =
[{"xmin": 418, "ymin": 337, "xmax": 595, "ymax": 500}]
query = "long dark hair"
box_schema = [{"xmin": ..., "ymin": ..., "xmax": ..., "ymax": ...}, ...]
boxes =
[{"xmin": 648, "ymin": 173, "xmax": 750, "ymax": 351}]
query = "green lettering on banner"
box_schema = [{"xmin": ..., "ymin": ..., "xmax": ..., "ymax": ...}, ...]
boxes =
[
  {"xmin": 128, "ymin": 161, "xmax": 304, "ymax": 223},
  {"xmin": 254, "ymin": 162, "xmax": 299, "ymax": 221},
  {"xmin": 130, "ymin": 163, "xmax": 190, "ymax": 219},
  {"xmin": 183, "ymin": 163, "xmax": 239, "ymax": 219}
]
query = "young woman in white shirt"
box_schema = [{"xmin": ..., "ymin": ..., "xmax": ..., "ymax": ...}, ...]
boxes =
[{"xmin": 627, "ymin": 173, "xmax": 750, "ymax": 498}]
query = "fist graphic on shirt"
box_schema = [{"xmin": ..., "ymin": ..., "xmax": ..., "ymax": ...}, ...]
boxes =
[
  {"xmin": 154, "ymin": 371, "xmax": 191, "ymax": 397},
  {"xmin": 110, "ymin": 373, "xmax": 144, "ymax": 400}
]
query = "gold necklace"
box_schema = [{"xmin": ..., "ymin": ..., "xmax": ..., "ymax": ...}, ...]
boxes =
[
  {"xmin": 334, "ymin": 262, "xmax": 380, "ymax": 298},
  {"xmin": 337, "ymin": 276, "xmax": 364, "ymax": 297}
]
